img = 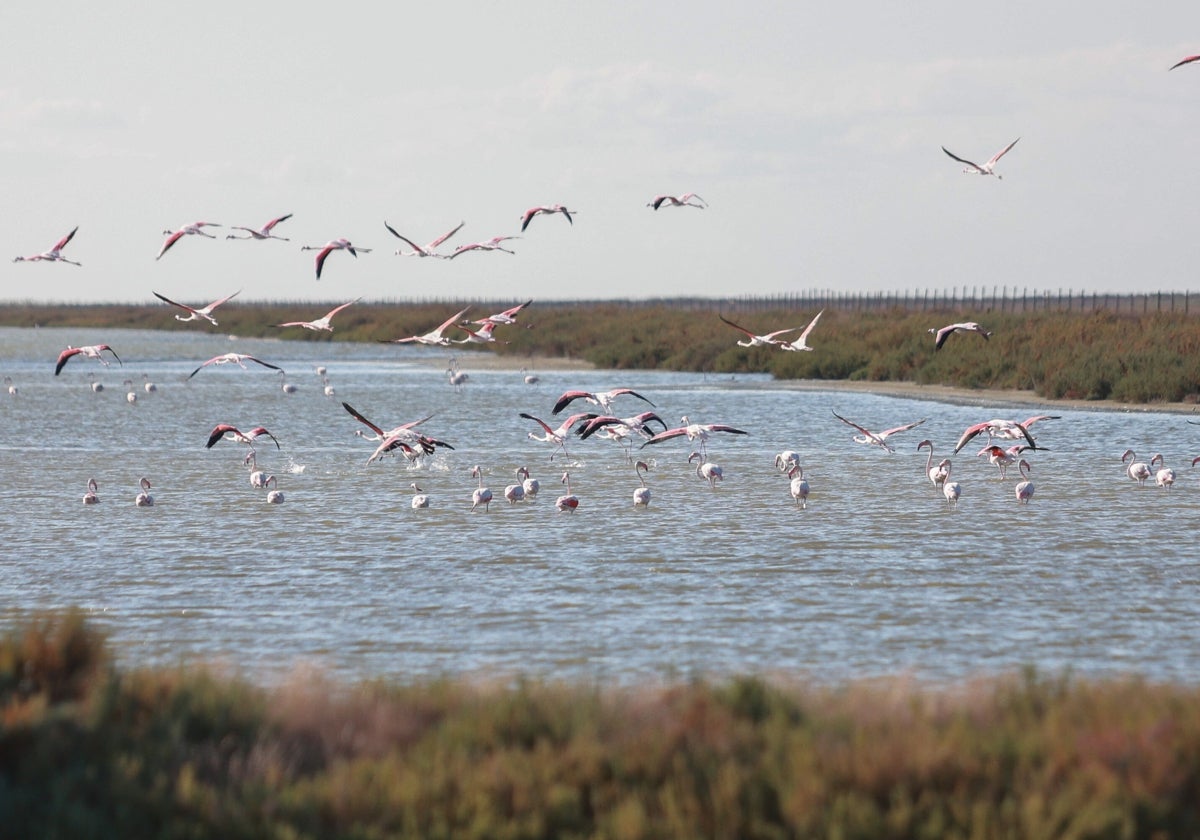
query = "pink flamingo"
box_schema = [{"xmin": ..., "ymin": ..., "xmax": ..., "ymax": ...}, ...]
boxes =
[
  {"xmin": 471, "ymin": 466, "xmax": 493, "ymax": 512},
  {"xmin": 916, "ymin": 440, "xmax": 951, "ymax": 489},
  {"xmin": 157, "ymin": 221, "xmax": 221, "ymax": 259},
  {"xmin": 225, "ymin": 213, "xmax": 293, "ymax": 240},
  {"xmin": 520, "ymin": 204, "xmax": 574, "ymax": 232},
  {"xmin": 688, "ymin": 451, "xmax": 724, "ymax": 489},
  {"xmin": 300, "ymin": 238, "xmax": 371, "ymax": 279},
  {"xmin": 383, "ymin": 220, "xmax": 464, "ymax": 257},
  {"xmin": 14, "ymin": 226, "xmax": 81, "ymax": 265},
  {"xmin": 787, "ymin": 465, "xmax": 809, "ymax": 508},
  {"xmin": 152, "ymin": 289, "xmax": 240, "ymax": 325},
  {"xmin": 633, "ymin": 460, "xmax": 652, "ymax": 507},
  {"xmin": 941, "ymin": 138, "xmax": 1019, "ymax": 178},
  {"xmin": 1122, "ymin": 449, "xmax": 1152, "ymax": 487},
  {"xmin": 382, "ymin": 306, "xmax": 471, "ymax": 346},
  {"xmin": 555, "ymin": 472, "xmax": 579, "ymax": 511},
  {"xmin": 55, "ymin": 344, "xmax": 122, "ymax": 376},
  {"xmin": 273, "ymin": 299, "xmax": 359, "ymax": 332},
  {"xmin": 1015, "ymin": 460, "xmax": 1035, "ymax": 503}
]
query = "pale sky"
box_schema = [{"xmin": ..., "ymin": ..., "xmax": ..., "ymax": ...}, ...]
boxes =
[{"xmin": 4, "ymin": 2, "xmax": 1200, "ymax": 305}]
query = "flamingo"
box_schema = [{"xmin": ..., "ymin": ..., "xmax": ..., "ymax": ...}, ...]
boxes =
[
  {"xmin": 474, "ymin": 300, "xmax": 533, "ymax": 327},
  {"xmin": 300, "ymin": 238, "xmax": 371, "ymax": 279},
  {"xmin": 446, "ymin": 364, "xmax": 469, "ymax": 391},
  {"xmin": 123, "ymin": 379, "xmax": 138, "ymax": 404},
  {"xmin": 225, "ymin": 213, "xmax": 293, "ymax": 241},
  {"xmin": 553, "ymin": 388, "xmax": 654, "ymax": 415},
  {"xmin": 383, "ymin": 306, "xmax": 471, "ymax": 346},
  {"xmin": 941, "ymin": 138, "xmax": 1019, "ymax": 178},
  {"xmin": 342, "ymin": 402, "xmax": 452, "ymax": 460},
  {"xmin": 1170, "ymin": 55, "xmax": 1200, "ymax": 70},
  {"xmin": 555, "ymin": 471, "xmax": 579, "ymax": 511},
  {"xmin": 189, "ymin": 353, "xmax": 283, "ymax": 379},
  {"xmin": 142, "ymin": 374, "xmax": 157, "ymax": 393},
  {"xmin": 717, "ymin": 314, "xmax": 798, "ymax": 348},
  {"xmin": 88, "ymin": 373, "xmax": 104, "ymax": 393},
  {"xmin": 519, "ymin": 412, "xmax": 593, "ymax": 460},
  {"xmin": 647, "ymin": 193, "xmax": 707, "ymax": 210},
  {"xmin": 1015, "ymin": 460, "xmax": 1035, "ymax": 504},
  {"xmin": 916, "ymin": 440, "xmax": 951, "ymax": 490},
  {"xmin": 471, "ymin": 466, "xmax": 493, "ymax": 512},
  {"xmin": 1151, "ymin": 454, "xmax": 1176, "ymax": 490},
  {"xmin": 280, "ymin": 373, "xmax": 297, "ymax": 394},
  {"xmin": 273, "ymin": 299, "xmax": 359, "ymax": 332},
  {"xmin": 4, "ymin": 376, "xmax": 17, "ymax": 396},
  {"xmin": 518, "ymin": 466, "xmax": 539, "ymax": 498},
  {"xmin": 642, "ymin": 416, "xmax": 748, "ymax": 457},
  {"xmin": 521, "ymin": 367, "xmax": 540, "ymax": 386},
  {"xmin": 831, "ymin": 411, "xmax": 926, "ymax": 453},
  {"xmin": 929, "ymin": 322, "xmax": 993, "ymax": 351},
  {"xmin": 383, "ymin": 220, "xmax": 465, "ymax": 257},
  {"xmin": 135, "ymin": 477, "xmax": 154, "ymax": 507},
  {"xmin": 410, "ymin": 482, "xmax": 429, "ymax": 509},
  {"xmin": 520, "ymin": 204, "xmax": 574, "ymax": 231},
  {"xmin": 787, "ymin": 465, "xmax": 809, "ymax": 508},
  {"xmin": 978, "ymin": 444, "xmax": 1017, "ymax": 479},
  {"xmin": 952, "ymin": 417, "xmax": 1051, "ymax": 453},
  {"xmin": 13, "ymin": 226, "xmax": 81, "ymax": 265},
  {"xmin": 1122, "ymin": 449, "xmax": 1152, "ymax": 487},
  {"xmin": 780, "ymin": 310, "xmax": 824, "ymax": 352},
  {"xmin": 157, "ymin": 222, "xmax": 221, "ymax": 259},
  {"xmin": 446, "ymin": 235, "xmax": 520, "ymax": 258},
  {"xmin": 943, "ymin": 478, "xmax": 962, "ymax": 508},
  {"xmin": 82, "ymin": 478, "xmax": 99, "ymax": 505},
  {"xmin": 577, "ymin": 411, "xmax": 668, "ymax": 442},
  {"xmin": 55, "ymin": 344, "xmax": 122, "ymax": 376},
  {"xmin": 245, "ymin": 453, "xmax": 271, "ymax": 488},
  {"xmin": 688, "ymin": 451, "xmax": 723, "ymax": 489},
  {"xmin": 633, "ymin": 460, "xmax": 652, "ymax": 507},
  {"xmin": 265, "ymin": 484, "xmax": 285, "ymax": 504},
  {"xmin": 775, "ymin": 451, "xmax": 801, "ymax": 472},
  {"xmin": 453, "ymin": 321, "xmax": 508, "ymax": 345},
  {"xmin": 152, "ymin": 289, "xmax": 240, "ymax": 325},
  {"xmin": 504, "ymin": 473, "xmax": 527, "ymax": 503},
  {"xmin": 206, "ymin": 424, "xmax": 281, "ymax": 452}
]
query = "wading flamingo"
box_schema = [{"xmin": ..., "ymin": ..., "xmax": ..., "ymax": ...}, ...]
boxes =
[
  {"xmin": 633, "ymin": 460, "xmax": 651, "ymax": 507},
  {"xmin": 410, "ymin": 483, "xmax": 429, "ymax": 509},
  {"xmin": 717, "ymin": 313, "xmax": 797, "ymax": 348},
  {"xmin": 689, "ymin": 451, "xmax": 723, "ymax": 489},
  {"xmin": 382, "ymin": 307, "xmax": 471, "ymax": 346},
  {"xmin": 1015, "ymin": 460, "xmax": 1035, "ymax": 503},
  {"xmin": 1151, "ymin": 453, "xmax": 1176, "ymax": 490},
  {"xmin": 780, "ymin": 310, "xmax": 824, "ymax": 352},
  {"xmin": 553, "ymin": 388, "xmax": 654, "ymax": 415},
  {"xmin": 518, "ymin": 466, "xmax": 539, "ymax": 498},
  {"xmin": 642, "ymin": 416, "xmax": 748, "ymax": 458},
  {"xmin": 471, "ymin": 466, "xmax": 493, "ymax": 512},
  {"xmin": 787, "ymin": 465, "xmax": 809, "ymax": 508}
]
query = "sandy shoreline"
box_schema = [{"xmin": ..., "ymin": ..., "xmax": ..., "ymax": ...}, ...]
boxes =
[{"xmin": 440, "ymin": 352, "xmax": 1200, "ymax": 415}]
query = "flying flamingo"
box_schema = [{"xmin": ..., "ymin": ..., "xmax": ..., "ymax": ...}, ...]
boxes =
[
  {"xmin": 188, "ymin": 353, "xmax": 283, "ymax": 379},
  {"xmin": 55, "ymin": 344, "xmax": 122, "ymax": 376},
  {"xmin": 410, "ymin": 483, "xmax": 429, "ymax": 509},
  {"xmin": 1170, "ymin": 55, "xmax": 1200, "ymax": 70},
  {"xmin": 152, "ymin": 289, "xmax": 240, "ymax": 326},
  {"xmin": 446, "ymin": 235, "xmax": 520, "ymax": 258},
  {"xmin": 1015, "ymin": 460, "xmax": 1035, "ymax": 503},
  {"xmin": 157, "ymin": 222, "xmax": 221, "ymax": 259},
  {"xmin": 916, "ymin": 440, "xmax": 951, "ymax": 490},
  {"xmin": 82, "ymin": 478, "xmax": 99, "ymax": 505},
  {"xmin": 300, "ymin": 238, "xmax": 371, "ymax": 279},
  {"xmin": 688, "ymin": 451, "xmax": 723, "ymax": 489},
  {"xmin": 787, "ymin": 465, "xmax": 809, "ymax": 508},
  {"xmin": 13, "ymin": 226, "xmax": 81, "ymax": 265},
  {"xmin": 929, "ymin": 322, "xmax": 993, "ymax": 351},
  {"xmin": 473, "ymin": 300, "xmax": 533, "ymax": 327},
  {"xmin": 453, "ymin": 321, "xmax": 508, "ymax": 345},
  {"xmin": 647, "ymin": 193, "xmax": 707, "ymax": 210},
  {"xmin": 4, "ymin": 376, "xmax": 16, "ymax": 396},
  {"xmin": 225, "ymin": 213, "xmax": 293, "ymax": 240},
  {"xmin": 471, "ymin": 466, "xmax": 493, "ymax": 512},
  {"xmin": 345, "ymin": 402, "xmax": 452, "ymax": 463},
  {"xmin": 941, "ymin": 138, "xmax": 1019, "ymax": 178},
  {"xmin": 273, "ymin": 299, "xmax": 360, "ymax": 332},
  {"xmin": 831, "ymin": 411, "xmax": 926, "ymax": 453},
  {"xmin": 717, "ymin": 313, "xmax": 797, "ymax": 348},
  {"xmin": 577, "ymin": 411, "xmax": 668, "ymax": 442},
  {"xmin": 135, "ymin": 477, "xmax": 155, "ymax": 507},
  {"xmin": 520, "ymin": 204, "xmax": 574, "ymax": 231},
  {"xmin": 552, "ymin": 388, "xmax": 654, "ymax": 415},
  {"xmin": 1151, "ymin": 453, "xmax": 1176, "ymax": 490},
  {"xmin": 555, "ymin": 472, "xmax": 579, "ymax": 511},
  {"xmin": 383, "ymin": 220, "xmax": 465, "ymax": 257},
  {"xmin": 1122, "ymin": 449, "xmax": 1152, "ymax": 487},
  {"xmin": 633, "ymin": 460, "xmax": 651, "ymax": 507},
  {"xmin": 780, "ymin": 310, "xmax": 824, "ymax": 352},
  {"xmin": 519, "ymin": 412, "xmax": 593, "ymax": 460},
  {"xmin": 382, "ymin": 306, "xmax": 472, "ymax": 346},
  {"xmin": 952, "ymin": 417, "xmax": 1050, "ymax": 453},
  {"xmin": 641, "ymin": 416, "xmax": 749, "ymax": 457},
  {"xmin": 206, "ymin": 424, "xmax": 280, "ymax": 452},
  {"xmin": 518, "ymin": 466, "xmax": 539, "ymax": 498}
]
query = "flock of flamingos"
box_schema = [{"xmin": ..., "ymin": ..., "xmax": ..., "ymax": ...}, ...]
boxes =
[{"xmin": 10, "ymin": 160, "xmax": 1200, "ymax": 511}]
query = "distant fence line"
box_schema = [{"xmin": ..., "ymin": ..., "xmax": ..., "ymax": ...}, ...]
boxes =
[{"xmin": 366, "ymin": 289, "xmax": 1198, "ymax": 315}]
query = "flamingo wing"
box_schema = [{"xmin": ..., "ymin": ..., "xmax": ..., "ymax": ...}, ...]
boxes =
[
  {"xmin": 1171, "ymin": 54, "xmax": 1200, "ymax": 70},
  {"xmin": 313, "ymin": 245, "xmax": 334, "ymax": 279},
  {"xmin": 99, "ymin": 345, "xmax": 122, "ymax": 366},
  {"xmin": 832, "ymin": 411, "xmax": 877, "ymax": 440},
  {"xmin": 796, "ymin": 310, "xmax": 823, "ymax": 342},
  {"xmin": 206, "ymin": 289, "xmax": 241, "ymax": 310},
  {"xmin": 153, "ymin": 291, "xmax": 197, "ymax": 315},
  {"xmin": 156, "ymin": 230, "xmax": 186, "ymax": 259},
  {"xmin": 953, "ymin": 422, "xmax": 991, "ymax": 454},
  {"xmin": 941, "ymin": 147, "xmax": 983, "ymax": 172},
  {"xmin": 640, "ymin": 427, "xmax": 690, "ymax": 447},
  {"xmin": 428, "ymin": 221, "xmax": 465, "ymax": 249},
  {"xmin": 519, "ymin": 412, "xmax": 556, "ymax": 435},
  {"xmin": 341, "ymin": 402, "xmax": 387, "ymax": 437},
  {"xmin": 323, "ymin": 299, "xmax": 359, "ymax": 320},
  {"xmin": 263, "ymin": 213, "xmax": 292, "ymax": 232},
  {"xmin": 987, "ymin": 138, "xmax": 1020, "ymax": 165},
  {"xmin": 717, "ymin": 313, "xmax": 758, "ymax": 340},
  {"xmin": 878, "ymin": 418, "xmax": 927, "ymax": 439},
  {"xmin": 53, "ymin": 226, "xmax": 79, "ymax": 251},
  {"xmin": 248, "ymin": 427, "xmax": 281, "ymax": 449},
  {"xmin": 205, "ymin": 424, "xmax": 238, "ymax": 448},
  {"xmin": 54, "ymin": 347, "xmax": 81, "ymax": 375},
  {"xmin": 552, "ymin": 390, "xmax": 593, "ymax": 415}
]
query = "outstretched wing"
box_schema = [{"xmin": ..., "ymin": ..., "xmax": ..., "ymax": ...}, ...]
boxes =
[
  {"xmin": 987, "ymin": 137, "xmax": 1020, "ymax": 165},
  {"xmin": 941, "ymin": 146, "xmax": 982, "ymax": 172},
  {"xmin": 341, "ymin": 401, "xmax": 386, "ymax": 437}
]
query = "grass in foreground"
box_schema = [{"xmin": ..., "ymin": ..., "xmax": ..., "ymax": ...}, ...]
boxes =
[{"xmin": 3, "ymin": 611, "xmax": 1199, "ymax": 838}]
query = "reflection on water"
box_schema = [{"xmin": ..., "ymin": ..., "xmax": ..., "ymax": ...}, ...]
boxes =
[{"xmin": 1, "ymin": 327, "xmax": 1198, "ymax": 685}]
